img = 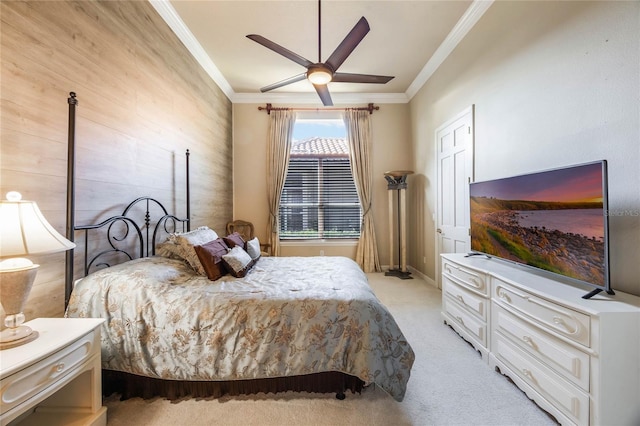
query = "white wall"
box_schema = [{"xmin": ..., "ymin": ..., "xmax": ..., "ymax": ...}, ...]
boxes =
[{"xmin": 409, "ymin": 1, "xmax": 640, "ymax": 295}]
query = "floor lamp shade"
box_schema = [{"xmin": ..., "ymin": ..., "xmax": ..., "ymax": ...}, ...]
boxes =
[{"xmin": 0, "ymin": 192, "xmax": 76, "ymax": 349}]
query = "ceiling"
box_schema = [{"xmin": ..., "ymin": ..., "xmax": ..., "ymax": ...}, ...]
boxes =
[{"xmin": 151, "ymin": 1, "xmax": 492, "ymax": 105}]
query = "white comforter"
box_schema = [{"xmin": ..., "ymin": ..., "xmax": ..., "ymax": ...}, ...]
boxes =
[{"xmin": 66, "ymin": 256, "xmax": 414, "ymax": 401}]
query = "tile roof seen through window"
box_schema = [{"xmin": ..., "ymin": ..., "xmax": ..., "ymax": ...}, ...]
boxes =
[{"xmin": 291, "ymin": 137, "xmax": 349, "ymax": 158}]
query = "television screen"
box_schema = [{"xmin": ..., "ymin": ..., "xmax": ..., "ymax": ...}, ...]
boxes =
[{"xmin": 469, "ymin": 161, "xmax": 610, "ymax": 296}]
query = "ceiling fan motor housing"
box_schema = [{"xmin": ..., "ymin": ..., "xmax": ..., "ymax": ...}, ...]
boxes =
[{"xmin": 307, "ymin": 64, "xmax": 334, "ymax": 85}]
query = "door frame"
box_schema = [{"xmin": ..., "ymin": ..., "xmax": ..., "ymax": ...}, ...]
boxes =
[{"xmin": 434, "ymin": 105, "xmax": 475, "ymax": 288}]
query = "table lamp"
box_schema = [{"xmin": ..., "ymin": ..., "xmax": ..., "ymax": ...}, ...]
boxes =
[{"xmin": 0, "ymin": 191, "xmax": 75, "ymax": 349}]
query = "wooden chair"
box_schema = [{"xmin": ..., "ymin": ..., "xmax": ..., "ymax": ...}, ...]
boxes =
[{"xmin": 226, "ymin": 220, "xmax": 271, "ymax": 255}]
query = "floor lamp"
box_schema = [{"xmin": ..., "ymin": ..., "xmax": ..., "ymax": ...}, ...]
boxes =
[{"xmin": 384, "ymin": 171, "xmax": 413, "ymax": 280}]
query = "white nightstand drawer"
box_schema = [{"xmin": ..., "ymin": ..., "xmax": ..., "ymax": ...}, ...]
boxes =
[
  {"xmin": 493, "ymin": 278, "xmax": 590, "ymax": 347},
  {"xmin": 443, "ymin": 297, "xmax": 487, "ymax": 347},
  {"xmin": 444, "ymin": 279, "xmax": 488, "ymax": 321},
  {"xmin": 0, "ymin": 329, "xmax": 99, "ymax": 414},
  {"xmin": 493, "ymin": 304, "xmax": 589, "ymax": 392},
  {"xmin": 443, "ymin": 260, "xmax": 488, "ymax": 296},
  {"xmin": 493, "ymin": 333, "xmax": 589, "ymax": 425}
]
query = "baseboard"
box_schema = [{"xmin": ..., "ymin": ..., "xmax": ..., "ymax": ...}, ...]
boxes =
[{"xmin": 408, "ymin": 266, "xmax": 437, "ymax": 288}]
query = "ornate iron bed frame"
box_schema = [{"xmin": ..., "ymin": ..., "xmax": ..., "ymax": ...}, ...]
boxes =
[
  {"xmin": 63, "ymin": 92, "xmax": 363, "ymax": 400},
  {"xmin": 63, "ymin": 92, "xmax": 190, "ymax": 305}
]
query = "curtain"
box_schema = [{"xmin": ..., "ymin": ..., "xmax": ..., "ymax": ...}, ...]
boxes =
[
  {"xmin": 266, "ymin": 109, "xmax": 296, "ymax": 256},
  {"xmin": 343, "ymin": 110, "xmax": 381, "ymax": 272}
]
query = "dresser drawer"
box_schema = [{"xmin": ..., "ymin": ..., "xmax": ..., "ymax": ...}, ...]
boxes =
[
  {"xmin": 0, "ymin": 330, "xmax": 99, "ymax": 414},
  {"xmin": 493, "ymin": 333, "xmax": 589, "ymax": 425},
  {"xmin": 443, "ymin": 297, "xmax": 487, "ymax": 347},
  {"xmin": 493, "ymin": 304, "xmax": 589, "ymax": 392},
  {"xmin": 443, "ymin": 260, "xmax": 489, "ymax": 296},
  {"xmin": 493, "ymin": 278, "xmax": 590, "ymax": 347},
  {"xmin": 443, "ymin": 279, "xmax": 488, "ymax": 321}
]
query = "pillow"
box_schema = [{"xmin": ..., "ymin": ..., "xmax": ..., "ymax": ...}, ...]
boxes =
[
  {"xmin": 246, "ymin": 237, "xmax": 261, "ymax": 261},
  {"xmin": 222, "ymin": 246, "xmax": 254, "ymax": 278},
  {"xmin": 158, "ymin": 226, "xmax": 219, "ymax": 275},
  {"xmin": 223, "ymin": 232, "xmax": 245, "ymax": 250},
  {"xmin": 194, "ymin": 238, "xmax": 229, "ymax": 281},
  {"xmin": 155, "ymin": 242, "xmax": 182, "ymax": 260},
  {"xmin": 170, "ymin": 226, "xmax": 219, "ymax": 246}
]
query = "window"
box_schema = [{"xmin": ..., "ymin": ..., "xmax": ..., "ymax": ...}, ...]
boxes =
[{"xmin": 279, "ymin": 119, "xmax": 361, "ymax": 239}]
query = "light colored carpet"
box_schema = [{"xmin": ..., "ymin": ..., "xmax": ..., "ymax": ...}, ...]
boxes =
[{"xmin": 105, "ymin": 273, "xmax": 557, "ymax": 426}]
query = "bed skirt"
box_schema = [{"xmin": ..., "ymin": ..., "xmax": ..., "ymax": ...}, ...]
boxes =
[{"xmin": 103, "ymin": 370, "xmax": 366, "ymax": 400}]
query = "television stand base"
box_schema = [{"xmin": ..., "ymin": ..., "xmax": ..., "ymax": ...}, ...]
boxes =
[
  {"xmin": 464, "ymin": 252, "xmax": 491, "ymax": 259},
  {"xmin": 582, "ymin": 287, "xmax": 616, "ymax": 299}
]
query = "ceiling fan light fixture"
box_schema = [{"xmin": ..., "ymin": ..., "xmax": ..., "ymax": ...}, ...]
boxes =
[{"xmin": 307, "ymin": 68, "xmax": 333, "ymax": 85}]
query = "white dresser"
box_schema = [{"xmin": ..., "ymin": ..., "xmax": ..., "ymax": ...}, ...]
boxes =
[
  {"xmin": 441, "ymin": 253, "xmax": 640, "ymax": 426},
  {"xmin": 0, "ymin": 318, "xmax": 106, "ymax": 426}
]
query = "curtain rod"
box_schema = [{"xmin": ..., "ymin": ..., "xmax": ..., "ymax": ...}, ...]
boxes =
[{"xmin": 258, "ymin": 103, "xmax": 379, "ymax": 115}]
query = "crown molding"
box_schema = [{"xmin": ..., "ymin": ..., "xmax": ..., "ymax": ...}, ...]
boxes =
[
  {"xmin": 149, "ymin": 0, "xmax": 234, "ymax": 99},
  {"xmin": 150, "ymin": 0, "xmax": 492, "ymax": 105},
  {"xmin": 231, "ymin": 91, "xmax": 410, "ymax": 105},
  {"xmin": 405, "ymin": 0, "xmax": 494, "ymax": 100}
]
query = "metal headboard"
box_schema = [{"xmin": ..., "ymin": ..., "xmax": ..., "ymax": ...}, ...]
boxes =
[
  {"xmin": 64, "ymin": 92, "xmax": 191, "ymax": 307},
  {"xmin": 74, "ymin": 197, "xmax": 189, "ymax": 276}
]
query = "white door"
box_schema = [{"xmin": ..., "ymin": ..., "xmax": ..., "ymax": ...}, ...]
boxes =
[{"xmin": 435, "ymin": 106, "xmax": 474, "ymax": 288}]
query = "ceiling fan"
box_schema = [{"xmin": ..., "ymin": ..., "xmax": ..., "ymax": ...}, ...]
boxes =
[{"xmin": 246, "ymin": 0, "xmax": 394, "ymax": 106}]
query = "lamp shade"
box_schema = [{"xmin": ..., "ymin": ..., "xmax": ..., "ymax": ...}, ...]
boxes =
[{"xmin": 0, "ymin": 193, "xmax": 75, "ymax": 258}]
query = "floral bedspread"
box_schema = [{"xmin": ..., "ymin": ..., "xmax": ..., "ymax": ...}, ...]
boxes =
[{"xmin": 65, "ymin": 256, "xmax": 414, "ymax": 401}]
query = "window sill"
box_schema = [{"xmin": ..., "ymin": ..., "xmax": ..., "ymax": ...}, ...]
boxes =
[{"xmin": 279, "ymin": 239, "xmax": 358, "ymax": 247}]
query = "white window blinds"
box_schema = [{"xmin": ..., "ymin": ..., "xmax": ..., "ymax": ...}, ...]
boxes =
[{"xmin": 279, "ymin": 156, "xmax": 361, "ymax": 239}]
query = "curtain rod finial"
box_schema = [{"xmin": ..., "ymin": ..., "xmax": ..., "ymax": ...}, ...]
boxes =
[{"xmin": 258, "ymin": 103, "xmax": 273, "ymax": 114}]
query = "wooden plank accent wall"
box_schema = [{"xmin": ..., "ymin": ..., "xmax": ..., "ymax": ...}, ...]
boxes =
[{"xmin": 0, "ymin": 1, "xmax": 233, "ymax": 320}]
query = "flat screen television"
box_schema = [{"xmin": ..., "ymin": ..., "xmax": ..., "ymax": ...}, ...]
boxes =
[{"xmin": 468, "ymin": 160, "xmax": 612, "ymax": 299}]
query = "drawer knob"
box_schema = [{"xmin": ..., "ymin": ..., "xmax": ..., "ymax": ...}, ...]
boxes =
[
  {"xmin": 468, "ymin": 277, "xmax": 481, "ymax": 288},
  {"xmin": 522, "ymin": 335, "xmax": 537, "ymax": 350},
  {"xmin": 552, "ymin": 316, "xmax": 578, "ymax": 335},
  {"xmin": 522, "ymin": 368, "xmax": 534, "ymax": 380},
  {"xmin": 455, "ymin": 316, "xmax": 464, "ymax": 325},
  {"xmin": 55, "ymin": 363, "xmax": 65, "ymax": 373},
  {"xmin": 497, "ymin": 288, "xmax": 511, "ymax": 303},
  {"xmin": 456, "ymin": 295, "xmax": 465, "ymax": 304}
]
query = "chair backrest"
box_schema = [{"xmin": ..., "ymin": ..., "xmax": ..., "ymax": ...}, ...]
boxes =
[{"xmin": 226, "ymin": 220, "xmax": 255, "ymax": 243}]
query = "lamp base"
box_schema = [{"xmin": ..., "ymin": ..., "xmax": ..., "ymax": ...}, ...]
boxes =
[
  {"xmin": 385, "ymin": 268, "xmax": 413, "ymax": 280},
  {"xmin": 0, "ymin": 326, "xmax": 39, "ymax": 349}
]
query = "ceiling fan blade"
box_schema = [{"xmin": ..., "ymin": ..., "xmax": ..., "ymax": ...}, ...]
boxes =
[
  {"xmin": 247, "ymin": 34, "xmax": 313, "ymax": 68},
  {"xmin": 332, "ymin": 73, "xmax": 394, "ymax": 84},
  {"xmin": 324, "ymin": 16, "xmax": 370, "ymax": 72},
  {"xmin": 313, "ymin": 84, "xmax": 333, "ymax": 106},
  {"xmin": 260, "ymin": 73, "xmax": 308, "ymax": 92}
]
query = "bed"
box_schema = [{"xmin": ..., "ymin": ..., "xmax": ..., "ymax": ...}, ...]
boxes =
[{"xmin": 62, "ymin": 93, "xmax": 414, "ymax": 402}]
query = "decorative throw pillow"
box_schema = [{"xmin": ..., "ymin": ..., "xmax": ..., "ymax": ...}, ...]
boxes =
[
  {"xmin": 155, "ymin": 242, "xmax": 182, "ymax": 260},
  {"xmin": 222, "ymin": 246, "xmax": 254, "ymax": 278},
  {"xmin": 158, "ymin": 226, "xmax": 219, "ymax": 275},
  {"xmin": 194, "ymin": 238, "xmax": 229, "ymax": 281},
  {"xmin": 223, "ymin": 232, "xmax": 246, "ymax": 250},
  {"xmin": 246, "ymin": 237, "xmax": 261, "ymax": 261}
]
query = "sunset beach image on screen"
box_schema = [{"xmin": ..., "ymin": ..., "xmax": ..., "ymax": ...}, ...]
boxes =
[{"xmin": 469, "ymin": 161, "xmax": 608, "ymax": 288}]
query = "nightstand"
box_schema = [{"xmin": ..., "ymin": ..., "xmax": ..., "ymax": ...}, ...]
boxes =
[{"xmin": 0, "ymin": 318, "xmax": 107, "ymax": 425}]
